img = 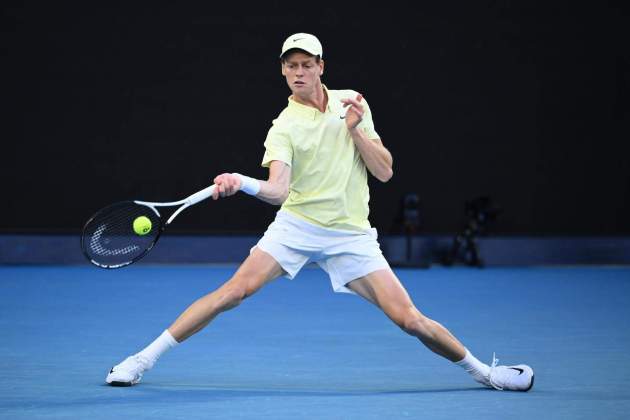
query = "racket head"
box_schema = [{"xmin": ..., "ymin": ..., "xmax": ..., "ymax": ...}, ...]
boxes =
[{"xmin": 81, "ymin": 201, "xmax": 163, "ymax": 268}]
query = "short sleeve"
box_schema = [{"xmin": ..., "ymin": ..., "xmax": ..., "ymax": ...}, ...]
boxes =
[
  {"xmin": 357, "ymin": 97, "xmax": 380, "ymax": 140},
  {"xmin": 261, "ymin": 123, "xmax": 293, "ymax": 168}
]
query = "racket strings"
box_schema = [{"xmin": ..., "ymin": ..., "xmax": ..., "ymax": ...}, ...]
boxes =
[{"xmin": 82, "ymin": 202, "xmax": 161, "ymax": 268}]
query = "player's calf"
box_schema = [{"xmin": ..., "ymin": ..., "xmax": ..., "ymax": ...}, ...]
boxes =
[{"xmin": 392, "ymin": 309, "xmax": 465, "ymax": 362}]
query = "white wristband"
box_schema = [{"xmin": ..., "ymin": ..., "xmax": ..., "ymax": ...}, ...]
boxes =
[{"xmin": 233, "ymin": 173, "xmax": 261, "ymax": 196}]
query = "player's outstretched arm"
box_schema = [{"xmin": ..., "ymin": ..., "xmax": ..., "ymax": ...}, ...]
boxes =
[{"xmin": 212, "ymin": 160, "xmax": 290, "ymax": 205}]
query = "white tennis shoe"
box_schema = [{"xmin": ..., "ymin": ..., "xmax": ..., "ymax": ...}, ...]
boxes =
[
  {"xmin": 105, "ymin": 354, "xmax": 153, "ymax": 386},
  {"xmin": 478, "ymin": 353, "xmax": 534, "ymax": 391}
]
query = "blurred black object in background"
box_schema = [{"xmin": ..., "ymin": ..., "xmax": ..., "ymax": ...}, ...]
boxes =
[
  {"xmin": 445, "ymin": 196, "xmax": 502, "ymax": 268},
  {"xmin": 389, "ymin": 193, "xmax": 430, "ymax": 268},
  {"xmin": 403, "ymin": 193, "xmax": 421, "ymax": 263}
]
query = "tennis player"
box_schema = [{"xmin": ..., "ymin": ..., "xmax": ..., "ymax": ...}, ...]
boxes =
[{"xmin": 106, "ymin": 33, "xmax": 534, "ymax": 391}]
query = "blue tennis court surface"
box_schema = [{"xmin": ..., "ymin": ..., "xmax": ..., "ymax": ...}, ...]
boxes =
[{"xmin": 1, "ymin": 265, "xmax": 629, "ymax": 419}]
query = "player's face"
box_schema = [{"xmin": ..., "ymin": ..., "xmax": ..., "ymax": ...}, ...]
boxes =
[{"xmin": 281, "ymin": 52, "xmax": 324, "ymax": 97}]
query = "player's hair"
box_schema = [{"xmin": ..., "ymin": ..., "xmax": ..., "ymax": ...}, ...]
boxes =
[{"xmin": 280, "ymin": 49, "xmax": 321, "ymax": 63}]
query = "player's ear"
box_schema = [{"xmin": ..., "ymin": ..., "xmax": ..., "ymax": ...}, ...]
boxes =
[
  {"xmin": 319, "ymin": 59, "xmax": 324, "ymax": 76},
  {"xmin": 281, "ymin": 61, "xmax": 287, "ymax": 76}
]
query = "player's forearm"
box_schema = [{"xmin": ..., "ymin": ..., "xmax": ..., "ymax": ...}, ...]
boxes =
[
  {"xmin": 256, "ymin": 179, "xmax": 289, "ymax": 205},
  {"xmin": 233, "ymin": 162, "xmax": 290, "ymax": 205},
  {"xmin": 348, "ymin": 127, "xmax": 393, "ymax": 182}
]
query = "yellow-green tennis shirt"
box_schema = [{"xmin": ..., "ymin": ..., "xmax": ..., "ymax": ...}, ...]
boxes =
[{"xmin": 261, "ymin": 86, "xmax": 380, "ymax": 231}]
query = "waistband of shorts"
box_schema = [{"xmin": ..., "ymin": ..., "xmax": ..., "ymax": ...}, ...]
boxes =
[{"xmin": 276, "ymin": 210, "xmax": 369, "ymax": 237}]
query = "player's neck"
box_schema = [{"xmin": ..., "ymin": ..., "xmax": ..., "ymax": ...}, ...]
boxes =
[{"xmin": 291, "ymin": 83, "xmax": 327, "ymax": 113}]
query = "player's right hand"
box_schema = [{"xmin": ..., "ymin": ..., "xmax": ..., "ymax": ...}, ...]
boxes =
[{"xmin": 212, "ymin": 173, "xmax": 242, "ymax": 200}]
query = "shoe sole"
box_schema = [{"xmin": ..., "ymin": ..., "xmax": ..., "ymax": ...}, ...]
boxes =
[
  {"xmin": 490, "ymin": 372, "xmax": 535, "ymax": 392},
  {"xmin": 107, "ymin": 381, "xmax": 134, "ymax": 387},
  {"xmin": 524, "ymin": 374, "xmax": 534, "ymax": 392}
]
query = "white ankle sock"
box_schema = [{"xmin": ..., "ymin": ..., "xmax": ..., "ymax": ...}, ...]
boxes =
[
  {"xmin": 455, "ymin": 348, "xmax": 490, "ymax": 380},
  {"xmin": 136, "ymin": 330, "xmax": 179, "ymax": 365}
]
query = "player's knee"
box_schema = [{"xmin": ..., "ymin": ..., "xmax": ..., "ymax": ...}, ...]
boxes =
[
  {"xmin": 217, "ymin": 274, "xmax": 261, "ymax": 311},
  {"xmin": 217, "ymin": 284, "xmax": 247, "ymax": 311},
  {"xmin": 399, "ymin": 312, "xmax": 433, "ymax": 338}
]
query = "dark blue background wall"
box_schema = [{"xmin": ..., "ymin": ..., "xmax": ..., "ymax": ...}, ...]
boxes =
[{"xmin": 3, "ymin": 2, "xmax": 629, "ymax": 235}]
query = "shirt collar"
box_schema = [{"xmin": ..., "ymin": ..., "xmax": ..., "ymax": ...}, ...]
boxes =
[{"xmin": 287, "ymin": 85, "xmax": 332, "ymax": 120}]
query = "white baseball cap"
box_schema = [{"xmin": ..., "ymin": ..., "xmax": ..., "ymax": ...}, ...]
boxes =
[{"xmin": 280, "ymin": 33, "xmax": 323, "ymax": 58}]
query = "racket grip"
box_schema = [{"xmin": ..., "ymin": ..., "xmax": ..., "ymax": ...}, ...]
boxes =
[{"xmin": 186, "ymin": 185, "xmax": 216, "ymax": 205}]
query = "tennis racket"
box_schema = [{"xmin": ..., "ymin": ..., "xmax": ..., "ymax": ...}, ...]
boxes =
[{"xmin": 81, "ymin": 184, "xmax": 216, "ymax": 269}]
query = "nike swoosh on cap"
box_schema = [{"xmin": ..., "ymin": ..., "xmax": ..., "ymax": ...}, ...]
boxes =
[
  {"xmin": 509, "ymin": 367, "xmax": 524, "ymax": 375},
  {"xmin": 292, "ymin": 38, "xmax": 305, "ymax": 42}
]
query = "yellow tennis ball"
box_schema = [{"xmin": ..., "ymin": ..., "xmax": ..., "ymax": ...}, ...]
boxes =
[{"xmin": 133, "ymin": 216, "xmax": 152, "ymax": 236}]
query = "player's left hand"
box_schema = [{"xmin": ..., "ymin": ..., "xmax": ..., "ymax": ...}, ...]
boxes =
[{"xmin": 341, "ymin": 93, "xmax": 364, "ymax": 131}]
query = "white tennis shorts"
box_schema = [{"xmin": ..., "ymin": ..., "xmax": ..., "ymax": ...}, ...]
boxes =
[{"xmin": 254, "ymin": 210, "xmax": 390, "ymax": 294}]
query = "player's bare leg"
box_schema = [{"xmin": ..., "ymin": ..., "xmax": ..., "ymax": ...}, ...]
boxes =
[
  {"xmin": 169, "ymin": 247, "xmax": 285, "ymax": 341},
  {"xmin": 347, "ymin": 269, "xmax": 534, "ymax": 391},
  {"xmin": 347, "ymin": 269, "xmax": 466, "ymax": 361},
  {"xmin": 106, "ymin": 247, "xmax": 284, "ymax": 386}
]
